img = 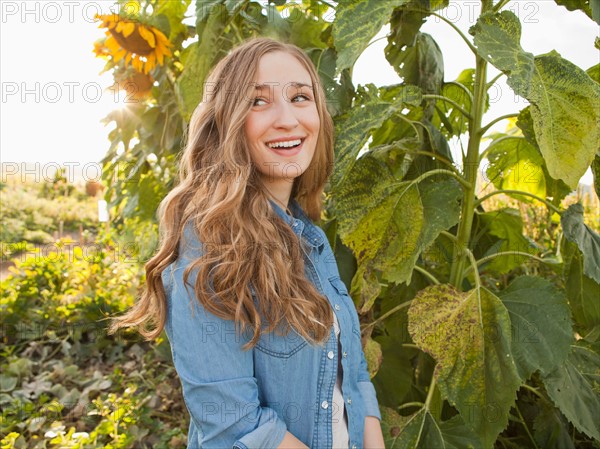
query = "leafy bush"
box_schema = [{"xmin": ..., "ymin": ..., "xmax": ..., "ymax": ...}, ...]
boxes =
[
  {"xmin": 0, "ymin": 181, "xmax": 99, "ymax": 247},
  {"xmin": 0, "ymin": 241, "xmax": 189, "ymax": 448}
]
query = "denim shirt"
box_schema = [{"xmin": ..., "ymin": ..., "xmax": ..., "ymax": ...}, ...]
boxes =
[{"xmin": 161, "ymin": 198, "xmax": 381, "ymax": 449}]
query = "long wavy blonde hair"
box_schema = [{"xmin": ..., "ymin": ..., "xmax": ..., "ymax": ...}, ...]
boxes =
[{"xmin": 107, "ymin": 37, "xmax": 335, "ymax": 350}]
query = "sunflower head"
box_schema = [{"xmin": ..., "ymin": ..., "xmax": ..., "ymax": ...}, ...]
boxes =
[
  {"xmin": 115, "ymin": 66, "xmax": 155, "ymax": 101},
  {"xmin": 94, "ymin": 13, "xmax": 172, "ymax": 74}
]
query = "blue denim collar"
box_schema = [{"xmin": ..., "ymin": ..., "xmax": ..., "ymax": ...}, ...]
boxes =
[{"xmin": 268, "ymin": 198, "xmax": 325, "ymax": 250}]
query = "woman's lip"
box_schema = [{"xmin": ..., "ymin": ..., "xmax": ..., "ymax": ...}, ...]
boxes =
[
  {"xmin": 265, "ymin": 139, "xmax": 304, "ymax": 157},
  {"xmin": 265, "ymin": 136, "xmax": 306, "ymax": 144}
]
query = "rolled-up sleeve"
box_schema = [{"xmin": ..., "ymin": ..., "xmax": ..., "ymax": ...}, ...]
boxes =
[
  {"xmin": 356, "ymin": 325, "xmax": 382, "ymax": 421},
  {"xmin": 162, "ymin": 227, "xmax": 288, "ymax": 449}
]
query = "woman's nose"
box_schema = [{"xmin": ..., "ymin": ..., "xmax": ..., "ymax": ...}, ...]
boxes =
[{"xmin": 273, "ymin": 99, "xmax": 299, "ymax": 129}]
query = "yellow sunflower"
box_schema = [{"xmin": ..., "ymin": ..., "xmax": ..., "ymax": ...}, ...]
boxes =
[
  {"xmin": 94, "ymin": 14, "xmax": 172, "ymax": 74},
  {"xmin": 115, "ymin": 67, "xmax": 155, "ymax": 101}
]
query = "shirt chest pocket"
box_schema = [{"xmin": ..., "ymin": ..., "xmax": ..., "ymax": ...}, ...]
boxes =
[{"xmin": 255, "ymin": 325, "xmax": 308, "ymax": 358}]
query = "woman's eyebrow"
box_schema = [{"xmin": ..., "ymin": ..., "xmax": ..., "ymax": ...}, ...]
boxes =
[{"xmin": 254, "ymin": 82, "xmax": 313, "ymax": 90}]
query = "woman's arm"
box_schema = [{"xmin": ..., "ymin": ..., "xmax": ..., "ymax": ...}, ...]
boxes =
[
  {"xmin": 163, "ymin": 228, "xmax": 290, "ymax": 449},
  {"xmin": 363, "ymin": 416, "xmax": 385, "ymax": 449},
  {"xmin": 277, "ymin": 431, "xmax": 310, "ymax": 449}
]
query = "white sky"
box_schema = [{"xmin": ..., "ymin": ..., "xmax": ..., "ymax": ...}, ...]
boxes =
[{"xmin": 1, "ymin": 1, "xmax": 598, "ymax": 184}]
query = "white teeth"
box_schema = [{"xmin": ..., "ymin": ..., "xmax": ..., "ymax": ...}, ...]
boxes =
[{"xmin": 266, "ymin": 139, "xmax": 302, "ymax": 149}]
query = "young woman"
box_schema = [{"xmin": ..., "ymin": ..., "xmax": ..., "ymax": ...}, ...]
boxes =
[{"xmin": 108, "ymin": 37, "xmax": 385, "ymax": 449}]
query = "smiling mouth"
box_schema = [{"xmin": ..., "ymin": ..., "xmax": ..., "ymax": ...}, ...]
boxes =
[{"xmin": 265, "ymin": 138, "xmax": 305, "ymax": 150}]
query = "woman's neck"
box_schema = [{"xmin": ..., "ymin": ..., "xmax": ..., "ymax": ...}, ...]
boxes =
[{"xmin": 266, "ymin": 191, "xmax": 293, "ymax": 217}]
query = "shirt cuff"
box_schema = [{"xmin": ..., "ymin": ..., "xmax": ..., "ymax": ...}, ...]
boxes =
[
  {"xmin": 233, "ymin": 407, "xmax": 288, "ymax": 449},
  {"xmin": 358, "ymin": 381, "xmax": 382, "ymax": 421}
]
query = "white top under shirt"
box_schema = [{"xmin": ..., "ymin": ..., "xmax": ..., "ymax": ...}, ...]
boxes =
[{"xmin": 332, "ymin": 313, "xmax": 350, "ymax": 449}]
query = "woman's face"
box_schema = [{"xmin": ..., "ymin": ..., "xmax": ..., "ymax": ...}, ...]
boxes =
[{"xmin": 245, "ymin": 51, "xmax": 320, "ymax": 199}]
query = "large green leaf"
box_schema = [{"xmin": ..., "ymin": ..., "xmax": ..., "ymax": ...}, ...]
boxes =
[
  {"xmin": 195, "ymin": 0, "xmax": 243, "ymax": 25},
  {"xmin": 591, "ymin": 155, "xmax": 600, "ymax": 199},
  {"xmin": 175, "ymin": 10, "xmax": 228, "ymax": 122},
  {"xmin": 385, "ymin": 31, "xmax": 443, "ymax": 121},
  {"xmin": 478, "ymin": 208, "xmax": 538, "ymax": 274},
  {"xmin": 331, "ymin": 84, "xmax": 421, "ymax": 189},
  {"xmin": 471, "ymin": 11, "xmax": 600, "ymax": 189},
  {"xmin": 407, "ymin": 284, "xmax": 522, "ymax": 448},
  {"xmin": 589, "ymin": 63, "xmax": 600, "ymax": 198},
  {"xmin": 382, "ymin": 405, "xmax": 483, "ymax": 448},
  {"xmin": 485, "ymin": 137, "xmax": 547, "ymax": 201},
  {"xmin": 386, "ymin": 32, "xmax": 443, "ymax": 91},
  {"xmin": 380, "ymin": 406, "xmax": 410, "ymax": 448},
  {"xmin": 561, "ymin": 203, "xmax": 600, "ymax": 283},
  {"xmin": 333, "ymin": 0, "xmax": 409, "ymax": 74},
  {"xmin": 562, "ymin": 240, "xmax": 600, "ymax": 334},
  {"xmin": 527, "ymin": 52, "xmax": 600, "ymax": 189},
  {"xmin": 588, "ymin": 62, "xmax": 600, "ymax": 83},
  {"xmin": 335, "ymin": 154, "xmax": 461, "ymax": 285},
  {"xmin": 306, "ymin": 47, "xmax": 354, "ymax": 118},
  {"xmin": 403, "ymin": 119, "xmax": 454, "ymax": 178},
  {"xmin": 533, "ymin": 400, "xmax": 576, "ymax": 449},
  {"xmin": 370, "ymin": 86, "xmax": 423, "ymax": 150},
  {"xmin": 394, "ymin": 408, "xmax": 445, "ymax": 448},
  {"xmin": 434, "ymin": 69, "xmax": 486, "ymax": 138},
  {"xmin": 498, "ymin": 276, "xmax": 574, "ymax": 380},
  {"xmin": 439, "ymin": 414, "xmax": 483, "ymax": 449},
  {"xmin": 156, "ymin": 0, "xmax": 190, "ymax": 42},
  {"xmin": 372, "ymin": 335, "xmax": 417, "ymax": 408},
  {"xmin": 515, "ymin": 107, "xmax": 574, "ymax": 202},
  {"xmin": 469, "ymin": 11, "xmax": 534, "ymax": 97},
  {"xmin": 542, "ymin": 343, "xmax": 600, "ymax": 441},
  {"xmin": 554, "ymin": 0, "xmax": 600, "ymax": 25},
  {"xmin": 368, "ymin": 137, "xmax": 421, "ymax": 181},
  {"xmin": 334, "ymin": 154, "xmax": 422, "ymax": 283}
]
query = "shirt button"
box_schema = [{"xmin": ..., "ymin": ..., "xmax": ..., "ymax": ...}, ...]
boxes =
[
  {"xmin": 334, "ymin": 304, "xmax": 340, "ymax": 311},
  {"xmin": 327, "ymin": 350, "xmax": 334, "ymax": 359},
  {"xmin": 352, "ymin": 445, "xmax": 357, "ymax": 449},
  {"xmin": 343, "ymin": 351, "xmax": 347, "ymax": 358},
  {"xmin": 292, "ymin": 222, "xmax": 298, "ymax": 227},
  {"xmin": 321, "ymin": 400, "xmax": 329, "ymax": 409},
  {"xmin": 347, "ymin": 397, "xmax": 352, "ymax": 404}
]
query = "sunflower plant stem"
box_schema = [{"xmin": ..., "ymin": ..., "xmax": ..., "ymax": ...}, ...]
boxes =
[
  {"xmin": 398, "ymin": 402, "xmax": 425, "ymax": 411},
  {"xmin": 475, "ymin": 189, "xmax": 562, "ymax": 214},
  {"xmin": 414, "ymin": 265, "xmax": 440, "ymax": 284},
  {"xmin": 405, "ymin": 8, "xmax": 477, "ymax": 55},
  {"xmin": 425, "ymin": 373, "xmax": 442, "ymax": 421},
  {"xmin": 515, "ymin": 402, "xmax": 540, "ymax": 449},
  {"xmin": 412, "ymin": 169, "xmax": 473, "ymax": 190},
  {"xmin": 480, "ymin": 113, "xmax": 519, "ymax": 135},
  {"xmin": 422, "ymin": 94, "xmax": 473, "ymax": 119},
  {"xmin": 450, "ymin": 51, "xmax": 489, "ymax": 288},
  {"xmin": 493, "ymin": 0, "xmax": 513, "ymax": 12},
  {"xmin": 361, "ymin": 300, "xmax": 413, "ymax": 332}
]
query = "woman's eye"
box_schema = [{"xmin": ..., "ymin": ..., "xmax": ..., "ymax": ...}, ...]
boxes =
[
  {"xmin": 253, "ymin": 97, "xmax": 267, "ymax": 106},
  {"xmin": 292, "ymin": 94, "xmax": 310, "ymax": 103}
]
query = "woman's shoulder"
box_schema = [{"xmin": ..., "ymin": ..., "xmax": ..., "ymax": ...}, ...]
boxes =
[
  {"xmin": 161, "ymin": 219, "xmax": 205, "ymax": 289},
  {"xmin": 180, "ymin": 219, "xmax": 206, "ymax": 259}
]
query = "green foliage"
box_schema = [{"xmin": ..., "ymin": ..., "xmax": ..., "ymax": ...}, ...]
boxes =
[
  {"xmin": 0, "ymin": 243, "xmax": 188, "ymax": 448},
  {"xmin": 0, "ymin": 180, "xmax": 99, "ymax": 255},
  {"xmin": 561, "ymin": 203, "xmax": 600, "ymax": 282},
  {"xmin": 408, "ymin": 284, "xmax": 522, "ymax": 448},
  {"xmin": 542, "ymin": 343, "xmax": 600, "ymax": 441},
  {"xmin": 333, "ymin": 0, "xmax": 408, "ymax": 73},
  {"xmin": 471, "ymin": 11, "xmax": 600, "ymax": 190},
  {"xmin": 92, "ymin": 0, "xmax": 600, "ymax": 447}
]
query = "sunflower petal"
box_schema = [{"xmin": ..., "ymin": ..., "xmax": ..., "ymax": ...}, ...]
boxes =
[
  {"xmin": 113, "ymin": 49, "xmax": 126, "ymax": 63},
  {"xmin": 138, "ymin": 26, "xmax": 156, "ymax": 48},
  {"xmin": 145, "ymin": 52, "xmax": 157, "ymax": 72}
]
